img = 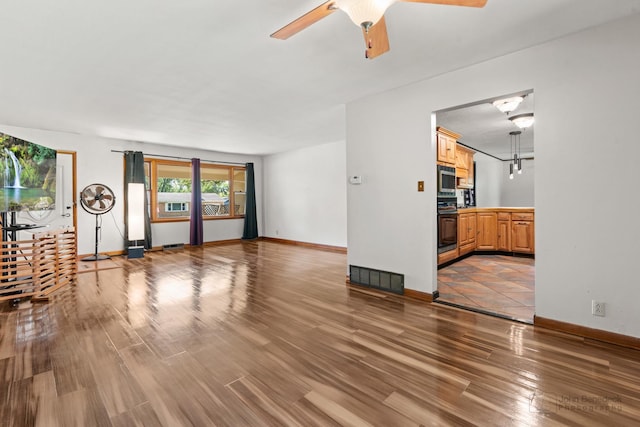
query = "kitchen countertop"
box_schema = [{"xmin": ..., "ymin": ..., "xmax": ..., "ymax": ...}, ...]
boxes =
[{"xmin": 456, "ymin": 207, "xmax": 534, "ymax": 213}]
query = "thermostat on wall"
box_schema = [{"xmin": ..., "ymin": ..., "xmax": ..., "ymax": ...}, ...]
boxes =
[{"xmin": 349, "ymin": 175, "xmax": 362, "ymax": 185}]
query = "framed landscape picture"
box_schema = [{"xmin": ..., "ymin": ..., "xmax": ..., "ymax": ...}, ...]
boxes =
[{"xmin": 0, "ymin": 132, "xmax": 57, "ymax": 212}]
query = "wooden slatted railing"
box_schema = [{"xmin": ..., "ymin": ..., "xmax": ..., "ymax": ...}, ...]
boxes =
[{"xmin": 0, "ymin": 227, "xmax": 77, "ymax": 302}]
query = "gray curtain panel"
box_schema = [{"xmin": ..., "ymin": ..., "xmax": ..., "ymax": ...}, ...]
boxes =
[
  {"xmin": 190, "ymin": 158, "xmax": 203, "ymax": 245},
  {"xmin": 242, "ymin": 162, "xmax": 258, "ymax": 240}
]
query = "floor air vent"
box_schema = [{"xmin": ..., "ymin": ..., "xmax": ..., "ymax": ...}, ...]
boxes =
[
  {"xmin": 163, "ymin": 243, "xmax": 184, "ymax": 251},
  {"xmin": 349, "ymin": 265, "xmax": 404, "ymax": 294}
]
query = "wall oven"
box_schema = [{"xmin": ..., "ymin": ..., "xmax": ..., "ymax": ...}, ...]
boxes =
[
  {"xmin": 437, "ymin": 165, "xmax": 456, "ymax": 197},
  {"xmin": 437, "ymin": 199, "xmax": 457, "ymax": 254}
]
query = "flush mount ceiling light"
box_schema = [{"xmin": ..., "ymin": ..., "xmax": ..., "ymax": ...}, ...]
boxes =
[
  {"xmin": 510, "ymin": 112, "xmax": 535, "ymax": 129},
  {"xmin": 492, "ymin": 96, "xmax": 524, "ymax": 114}
]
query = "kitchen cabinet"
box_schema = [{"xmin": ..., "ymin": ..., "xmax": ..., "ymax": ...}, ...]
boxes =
[
  {"xmin": 438, "ymin": 248, "xmax": 459, "ymax": 265},
  {"xmin": 476, "ymin": 212, "xmax": 497, "ymax": 250},
  {"xmin": 458, "ymin": 212, "xmax": 476, "ymax": 256},
  {"xmin": 438, "ymin": 208, "xmax": 534, "ymax": 266},
  {"xmin": 455, "ymin": 145, "xmax": 472, "ymax": 170},
  {"xmin": 497, "ymin": 212, "xmax": 511, "ymax": 251},
  {"xmin": 511, "ymin": 212, "xmax": 535, "ymax": 253},
  {"xmin": 436, "ymin": 127, "xmax": 459, "ymax": 166},
  {"xmin": 455, "ymin": 144, "xmax": 475, "ymax": 189}
]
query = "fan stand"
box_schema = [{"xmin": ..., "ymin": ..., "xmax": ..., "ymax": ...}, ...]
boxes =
[{"xmin": 81, "ymin": 214, "xmax": 110, "ymax": 261}]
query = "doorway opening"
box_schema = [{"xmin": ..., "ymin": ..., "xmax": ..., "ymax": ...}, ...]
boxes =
[{"xmin": 434, "ymin": 91, "xmax": 535, "ymax": 323}]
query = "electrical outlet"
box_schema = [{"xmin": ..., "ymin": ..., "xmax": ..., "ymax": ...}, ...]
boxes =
[{"xmin": 592, "ymin": 300, "xmax": 605, "ymax": 317}]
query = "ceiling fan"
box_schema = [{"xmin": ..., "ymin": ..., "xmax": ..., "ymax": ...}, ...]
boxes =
[{"xmin": 271, "ymin": 0, "xmax": 487, "ymax": 59}]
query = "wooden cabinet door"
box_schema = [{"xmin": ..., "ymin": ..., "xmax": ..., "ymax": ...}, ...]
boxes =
[
  {"xmin": 512, "ymin": 220, "xmax": 534, "ymax": 253},
  {"xmin": 445, "ymin": 136, "xmax": 456, "ymax": 164},
  {"xmin": 437, "ymin": 133, "xmax": 456, "ymax": 165},
  {"xmin": 454, "ymin": 144, "xmax": 475, "ymax": 188},
  {"xmin": 497, "ymin": 219, "xmax": 511, "ymax": 251},
  {"xmin": 458, "ymin": 212, "xmax": 476, "ymax": 255},
  {"xmin": 476, "ymin": 212, "xmax": 497, "ymax": 250},
  {"xmin": 458, "ymin": 214, "xmax": 470, "ymax": 246},
  {"xmin": 468, "ymin": 214, "xmax": 476, "ymax": 245},
  {"xmin": 437, "ymin": 127, "xmax": 460, "ymax": 166},
  {"xmin": 437, "ymin": 133, "xmax": 448, "ymax": 164},
  {"xmin": 458, "ymin": 213, "xmax": 477, "ymax": 245},
  {"xmin": 455, "ymin": 147, "xmax": 469, "ymax": 170}
]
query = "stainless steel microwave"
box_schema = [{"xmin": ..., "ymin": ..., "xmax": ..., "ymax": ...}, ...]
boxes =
[{"xmin": 437, "ymin": 165, "xmax": 456, "ymax": 196}]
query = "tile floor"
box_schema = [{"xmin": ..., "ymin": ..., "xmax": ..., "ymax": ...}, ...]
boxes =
[{"xmin": 436, "ymin": 254, "xmax": 535, "ymax": 323}]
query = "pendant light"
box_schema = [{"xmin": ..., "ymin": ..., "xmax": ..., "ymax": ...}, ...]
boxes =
[
  {"xmin": 509, "ymin": 132, "xmax": 514, "ymax": 179},
  {"xmin": 509, "ymin": 131, "xmax": 523, "ymax": 179}
]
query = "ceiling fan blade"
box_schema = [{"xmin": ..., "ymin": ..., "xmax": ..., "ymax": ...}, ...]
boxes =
[
  {"xmin": 363, "ymin": 17, "xmax": 390, "ymax": 60},
  {"xmin": 399, "ymin": 0, "xmax": 487, "ymax": 7},
  {"xmin": 99, "ymin": 200, "xmax": 106, "ymax": 210},
  {"xmin": 87, "ymin": 199, "xmax": 97, "ymax": 207},
  {"xmin": 83, "ymin": 188, "xmax": 95, "ymax": 199},
  {"xmin": 95, "ymin": 186, "xmax": 104, "ymax": 197},
  {"xmin": 102, "ymin": 194, "xmax": 113, "ymax": 201},
  {"xmin": 271, "ymin": 1, "xmax": 337, "ymax": 40}
]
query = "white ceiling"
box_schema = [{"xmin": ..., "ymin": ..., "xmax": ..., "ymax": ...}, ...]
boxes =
[
  {"xmin": 436, "ymin": 92, "xmax": 535, "ymax": 160},
  {"xmin": 1, "ymin": 0, "xmax": 639, "ymax": 155}
]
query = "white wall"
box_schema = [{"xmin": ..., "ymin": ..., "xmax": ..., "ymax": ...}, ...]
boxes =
[
  {"xmin": 501, "ymin": 158, "xmax": 535, "ymax": 207},
  {"xmin": 0, "ymin": 125, "xmax": 263, "ymax": 255},
  {"xmin": 263, "ymin": 141, "xmax": 347, "ymax": 247},
  {"xmin": 474, "ymin": 153, "xmax": 502, "ymax": 207},
  {"xmin": 475, "ymin": 154, "xmax": 535, "ymax": 207},
  {"xmin": 347, "ymin": 13, "xmax": 640, "ymax": 338}
]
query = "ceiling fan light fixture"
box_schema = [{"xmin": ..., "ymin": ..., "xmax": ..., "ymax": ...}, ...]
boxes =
[
  {"xmin": 510, "ymin": 112, "xmax": 535, "ymax": 129},
  {"xmin": 492, "ymin": 96, "xmax": 524, "ymax": 114},
  {"xmin": 336, "ymin": 0, "xmax": 396, "ymax": 28},
  {"xmin": 272, "ymin": 0, "xmax": 488, "ymax": 59}
]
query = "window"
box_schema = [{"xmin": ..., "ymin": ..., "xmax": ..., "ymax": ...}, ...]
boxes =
[
  {"xmin": 152, "ymin": 161, "xmax": 192, "ymax": 220},
  {"xmin": 233, "ymin": 168, "xmax": 246, "ymax": 216},
  {"xmin": 145, "ymin": 158, "xmax": 246, "ymax": 222},
  {"xmin": 200, "ymin": 165, "xmax": 246, "ymax": 218},
  {"xmin": 143, "ymin": 161, "xmax": 151, "ymax": 190},
  {"xmin": 201, "ymin": 165, "xmax": 230, "ymax": 217},
  {"xmin": 166, "ymin": 202, "xmax": 188, "ymax": 212},
  {"xmin": 144, "ymin": 161, "xmax": 151, "ymax": 218}
]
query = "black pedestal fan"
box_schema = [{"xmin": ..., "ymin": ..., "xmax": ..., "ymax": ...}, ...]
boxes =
[{"xmin": 80, "ymin": 183, "xmax": 116, "ymax": 261}]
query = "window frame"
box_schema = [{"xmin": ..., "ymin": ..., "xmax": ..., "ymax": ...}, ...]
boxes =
[{"xmin": 146, "ymin": 157, "xmax": 246, "ymax": 223}]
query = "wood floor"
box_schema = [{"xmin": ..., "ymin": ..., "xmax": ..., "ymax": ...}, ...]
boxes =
[{"xmin": 1, "ymin": 241, "xmax": 639, "ymax": 426}]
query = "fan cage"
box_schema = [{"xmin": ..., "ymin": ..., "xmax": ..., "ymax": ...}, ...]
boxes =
[{"xmin": 80, "ymin": 183, "xmax": 116, "ymax": 215}]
